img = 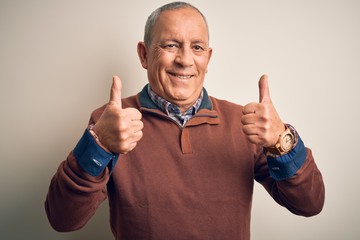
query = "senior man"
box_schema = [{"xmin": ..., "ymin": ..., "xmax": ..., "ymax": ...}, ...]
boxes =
[{"xmin": 45, "ymin": 2, "xmax": 325, "ymax": 240}]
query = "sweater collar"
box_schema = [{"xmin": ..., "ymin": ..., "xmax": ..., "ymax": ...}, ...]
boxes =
[{"xmin": 138, "ymin": 84, "xmax": 213, "ymax": 111}]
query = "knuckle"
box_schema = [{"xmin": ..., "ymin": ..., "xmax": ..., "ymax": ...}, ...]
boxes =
[
  {"xmin": 119, "ymin": 142, "xmax": 130, "ymax": 152},
  {"xmin": 120, "ymin": 132, "xmax": 129, "ymax": 142},
  {"xmin": 242, "ymin": 125, "xmax": 250, "ymax": 134},
  {"xmin": 118, "ymin": 120, "xmax": 131, "ymax": 132},
  {"xmin": 263, "ymin": 121, "xmax": 271, "ymax": 131},
  {"xmin": 118, "ymin": 111, "xmax": 127, "ymax": 119},
  {"xmin": 137, "ymin": 111, "xmax": 143, "ymax": 119},
  {"xmin": 120, "ymin": 142, "xmax": 137, "ymax": 153},
  {"xmin": 240, "ymin": 117, "xmax": 245, "ymax": 125},
  {"xmin": 248, "ymin": 135, "xmax": 258, "ymax": 144}
]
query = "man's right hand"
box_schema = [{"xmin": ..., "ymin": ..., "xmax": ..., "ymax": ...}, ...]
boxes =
[{"xmin": 92, "ymin": 76, "xmax": 144, "ymax": 154}]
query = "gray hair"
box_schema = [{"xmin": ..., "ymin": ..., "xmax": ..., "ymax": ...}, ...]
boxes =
[{"xmin": 144, "ymin": 2, "xmax": 209, "ymax": 47}]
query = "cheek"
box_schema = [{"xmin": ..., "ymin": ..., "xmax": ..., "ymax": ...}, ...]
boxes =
[
  {"xmin": 149, "ymin": 47, "xmax": 170, "ymax": 66},
  {"xmin": 147, "ymin": 53, "xmax": 170, "ymax": 89},
  {"xmin": 151, "ymin": 49, "xmax": 162, "ymax": 64},
  {"xmin": 148, "ymin": 54, "xmax": 168, "ymax": 75},
  {"xmin": 197, "ymin": 56, "xmax": 210, "ymax": 72}
]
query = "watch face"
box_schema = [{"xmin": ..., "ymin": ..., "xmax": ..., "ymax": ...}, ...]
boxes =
[{"xmin": 281, "ymin": 134, "xmax": 294, "ymax": 151}]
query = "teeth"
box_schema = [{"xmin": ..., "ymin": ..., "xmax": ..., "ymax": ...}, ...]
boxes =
[{"xmin": 174, "ymin": 74, "xmax": 192, "ymax": 79}]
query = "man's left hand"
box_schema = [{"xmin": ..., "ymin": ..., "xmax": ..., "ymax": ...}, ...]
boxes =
[{"xmin": 241, "ymin": 74, "xmax": 285, "ymax": 147}]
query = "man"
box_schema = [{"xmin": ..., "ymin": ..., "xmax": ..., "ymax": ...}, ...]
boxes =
[{"xmin": 45, "ymin": 2, "xmax": 325, "ymax": 240}]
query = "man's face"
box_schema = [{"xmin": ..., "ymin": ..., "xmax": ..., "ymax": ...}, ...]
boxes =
[{"xmin": 138, "ymin": 7, "xmax": 212, "ymax": 111}]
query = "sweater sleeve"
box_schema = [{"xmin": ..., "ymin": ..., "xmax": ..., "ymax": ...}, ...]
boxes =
[
  {"xmin": 44, "ymin": 148, "xmax": 110, "ymax": 232},
  {"xmin": 254, "ymin": 140, "xmax": 325, "ymax": 217},
  {"xmin": 45, "ymin": 106, "xmax": 116, "ymax": 232}
]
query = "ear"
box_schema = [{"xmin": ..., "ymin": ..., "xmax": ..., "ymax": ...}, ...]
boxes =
[
  {"xmin": 205, "ymin": 47, "xmax": 213, "ymax": 73},
  {"xmin": 207, "ymin": 47, "xmax": 213, "ymax": 63},
  {"xmin": 137, "ymin": 41, "xmax": 148, "ymax": 69}
]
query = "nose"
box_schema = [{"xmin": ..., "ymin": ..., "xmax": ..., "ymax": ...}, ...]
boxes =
[{"xmin": 174, "ymin": 47, "xmax": 194, "ymax": 67}]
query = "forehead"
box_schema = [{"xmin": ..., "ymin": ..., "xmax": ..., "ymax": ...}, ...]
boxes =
[{"xmin": 152, "ymin": 7, "xmax": 209, "ymax": 42}]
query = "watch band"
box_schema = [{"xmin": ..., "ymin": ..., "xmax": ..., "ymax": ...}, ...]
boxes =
[{"xmin": 266, "ymin": 124, "xmax": 296, "ymax": 156}]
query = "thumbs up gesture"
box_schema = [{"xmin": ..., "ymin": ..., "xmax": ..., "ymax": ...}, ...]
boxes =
[
  {"xmin": 241, "ymin": 75, "xmax": 285, "ymax": 147},
  {"xmin": 92, "ymin": 76, "xmax": 143, "ymax": 154}
]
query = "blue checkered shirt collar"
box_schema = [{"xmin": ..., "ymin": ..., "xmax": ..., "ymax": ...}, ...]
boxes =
[{"xmin": 147, "ymin": 85, "xmax": 203, "ymax": 127}]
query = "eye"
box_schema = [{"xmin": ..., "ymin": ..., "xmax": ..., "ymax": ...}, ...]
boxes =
[
  {"xmin": 162, "ymin": 43, "xmax": 179, "ymax": 50},
  {"xmin": 193, "ymin": 45, "xmax": 205, "ymax": 52}
]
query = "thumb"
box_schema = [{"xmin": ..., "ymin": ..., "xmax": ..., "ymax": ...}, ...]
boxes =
[
  {"xmin": 109, "ymin": 75, "xmax": 122, "ymax": 108},
  {"xmin": 259, "ymin": 74, "xmax": 271, "ymax": 103}
]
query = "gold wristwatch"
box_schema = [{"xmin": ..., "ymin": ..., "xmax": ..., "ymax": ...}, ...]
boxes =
[{"xmin": 267, "ymin": 126, "xmax": 295, "ymax": 155}]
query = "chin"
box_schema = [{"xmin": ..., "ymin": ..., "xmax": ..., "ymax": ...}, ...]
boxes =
[{"xmin": 170, "ymin": 91, "xmax": 191, "ymax": 101}]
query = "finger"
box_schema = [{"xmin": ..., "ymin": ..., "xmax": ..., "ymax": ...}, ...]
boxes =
[
  {"xmin": 242, "ymin": 103, "xmax": 258, "ymax": 115},
  {"xmin": 109, "ymin": 76, "xmax": 122, "ymax": 108},
  {"xmin": 131, "ymin": 120, "xmax": 144, "ymax": 132},
  {"xmin": 241, "ymin": 114, "xmax": 257, "ymax": 125},
  {"xmin": 242, "ymin": 124, "xmax": 258, "ymax": 136},
  {"xmin": 120, "ymin": 142, "xmax": 136, "ymax": 154},
  {"xmin": 246, "ymin": 135, "xmax": 265, "ymax": 146},
  {"xmin": 132, "ymin": 130, "xmax": 143, "ymax": 142},
  {"xmin": 259, "ymin": 74, "xmax": 271, "ymax": 103},
  {"xmin": 123, "ymin": 108, "xmax": 142, "ymax": 120},
  {"xmin": 120, "ymin": 131, "xmax": 143, "ymax": 154}
]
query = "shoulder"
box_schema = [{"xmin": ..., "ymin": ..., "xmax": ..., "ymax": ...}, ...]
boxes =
[
  {"xmin": 210, "ymin": 96, "xmax": 244, "ymax": 114},
  {"xmin": 208, "ymin": 96, "xmax": 244, "ymax": 127},
  {"xmin": 122, "ymin": 94, "xmax": 139, "ymax": 108}
]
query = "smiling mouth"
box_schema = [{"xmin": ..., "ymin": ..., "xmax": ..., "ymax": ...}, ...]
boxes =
[{"xmin": 169, "ymin": 72, "xmax": 194, "ymax": 79}]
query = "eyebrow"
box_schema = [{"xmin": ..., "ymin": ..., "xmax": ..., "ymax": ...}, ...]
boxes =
[
  {"xmin": 160, "ymin": 38, "xmax": 208, "ymax": 45},
  {"xmin": 160, "ymin": 39, "xmax": 181, "ymax": 44}
]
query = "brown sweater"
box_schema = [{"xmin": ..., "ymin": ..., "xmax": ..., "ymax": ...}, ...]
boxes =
[{"xmin": 45, "ymin": 86, "xmax": 325, "ymax": 240}]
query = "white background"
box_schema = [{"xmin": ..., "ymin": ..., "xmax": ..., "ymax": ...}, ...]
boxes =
[{"xmin": 0, "ymin": 0, "xmax": 359, "ymax": 239}]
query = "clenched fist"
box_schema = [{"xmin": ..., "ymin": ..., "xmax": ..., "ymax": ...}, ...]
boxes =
[
  {"xmin": 92, "ymin": 76, "xmax": 143, "ymax": 154},
  {"xmin": 241, "ymin": 75, "xmax": 285, "ymax": 148}
]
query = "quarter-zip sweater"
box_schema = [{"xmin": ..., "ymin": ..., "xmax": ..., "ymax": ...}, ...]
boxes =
[{"xmin": 45, "ymin": 85, "xmax": 325, "ymax": 240}]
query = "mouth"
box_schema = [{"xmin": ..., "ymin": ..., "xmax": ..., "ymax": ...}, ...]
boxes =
[{"xmin": 168, "ymin": 72, "xmax": 194, "ymax": 79}]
